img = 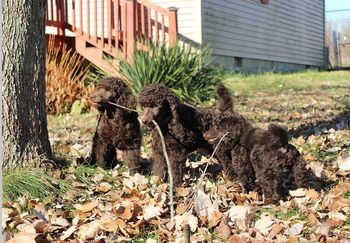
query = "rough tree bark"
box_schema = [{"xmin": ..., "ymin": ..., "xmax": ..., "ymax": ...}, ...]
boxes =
[{"xmin": 2, "ymin": 0, "xmax": 52, "ymax": 169}]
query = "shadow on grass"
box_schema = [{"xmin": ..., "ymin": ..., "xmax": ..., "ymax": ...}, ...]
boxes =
[{"xmin": 290, "ymin": 109, "xmax": 350, "ymax": 139}]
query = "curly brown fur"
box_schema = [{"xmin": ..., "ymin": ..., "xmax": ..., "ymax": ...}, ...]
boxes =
[
  {"xmin": 89, "ymin": 77, "xmax": 142, "ymax": 173},
  {"xmin": 216, "ymin": 84, "xmax": 234, "ymax": 112},
  {"xmin": 139, "ymin": 84, "xmax": 213, "ymax": 185},
  {"xmin": 203, "ymin": 85, "xmax": 309, "ymax": 203}
]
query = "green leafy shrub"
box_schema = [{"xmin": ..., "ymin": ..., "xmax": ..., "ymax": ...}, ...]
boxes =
[{"xmin": 119, "ymin": 41, "xmax": 224, "ymax": 104}]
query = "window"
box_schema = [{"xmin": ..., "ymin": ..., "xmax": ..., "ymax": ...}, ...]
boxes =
[{"xmin": 234, "ymin": 57, "xmax": 242, "ymax": 67}]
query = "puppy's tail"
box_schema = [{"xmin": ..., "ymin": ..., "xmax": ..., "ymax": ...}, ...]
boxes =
[
  {"xmin": 288, "ymin": 144, "xmax": 310, "ymax": 188},
  {"xmin": 268, "ymin": 124, "xmax": 289, "ymax": 145},
  {"xmin": 216, "ymin": 84, "xmax": 233, "ymax": 112}
]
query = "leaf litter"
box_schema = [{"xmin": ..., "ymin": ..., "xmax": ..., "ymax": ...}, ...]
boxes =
[{"xmin": 3, "ymin": 88, "xmax": 350, "ymax": 242}]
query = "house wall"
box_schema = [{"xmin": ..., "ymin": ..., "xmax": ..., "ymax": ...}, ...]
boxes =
[
  {"xmin": 202, "ymin": 0, "xmax": 325, "ymax": 72},
  {"xmin": 152, "ymin": 0, "xmax": 202, "ymax": 45}
]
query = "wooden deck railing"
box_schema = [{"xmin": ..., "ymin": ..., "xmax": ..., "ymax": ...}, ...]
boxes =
[{"xmin": 45, "ymin": 0, "xmax": 178, "ymax": 60}]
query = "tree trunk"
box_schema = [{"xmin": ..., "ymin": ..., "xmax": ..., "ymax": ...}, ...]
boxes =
[{"xmin": 2, "ymin": 0, "xmax": 52, "ymax": 169}]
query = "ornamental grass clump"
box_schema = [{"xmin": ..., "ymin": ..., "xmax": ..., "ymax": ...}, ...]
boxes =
[
  {"xmin": 45, "ymin": 37, "xmax": 94, "ymax": 115},
  {"xmin": 119, "ymin": 41, "xmax": 224, "ymax": 104},
  {"xmin": 3, "ymin": 167, "xmax": 68, "ymax": 202}
]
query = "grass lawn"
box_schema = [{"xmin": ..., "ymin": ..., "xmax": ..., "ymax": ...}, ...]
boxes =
[
  {"xmin": 223, "ymin": 70, "xmax": 350, "ymax": 96},
  {"xmin": 3, "ymin": 70, "xmax": 350, "ymax": 242}
]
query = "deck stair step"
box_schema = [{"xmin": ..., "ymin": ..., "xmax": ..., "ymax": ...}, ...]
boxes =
[{"xmin": 75, "ymin": 37, "xmax": 120, "ymax": 76}]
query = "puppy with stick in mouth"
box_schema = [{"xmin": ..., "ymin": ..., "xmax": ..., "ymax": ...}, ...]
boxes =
[{"xmin": 88, "ymin": 77, "xmax": 142, "ymax": 173}]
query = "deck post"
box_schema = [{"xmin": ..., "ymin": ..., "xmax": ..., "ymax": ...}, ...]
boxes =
[
  {"xmin": 56, "ymin": 0, "xmax": 65, "ymax": 35},
  {"xmin": 126, "ymin": 0, "xmax": 136, "ymax": 61},
  {"xmin": 168, "ymin": 7, "xmax": 178, "ymax": 46}
]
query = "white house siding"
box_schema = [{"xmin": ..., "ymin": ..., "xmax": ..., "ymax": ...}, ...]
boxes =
[
  {"xmin": 202, "ymin": 0, "xmax": 325, "ymax": 71},
  {"xmin": 151, "ymin": 0, "xmax": 202, "ymax": 45}
]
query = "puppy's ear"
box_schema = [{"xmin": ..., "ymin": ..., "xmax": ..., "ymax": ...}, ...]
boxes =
[
  {"xmin": 166, "ymin": 94, "xmax": 180, "ymax": 120},
  {"xmin": 126, "ymin": 95, "xmax": 137, "ymax": 110},
  {"xmin": 116, "ymin": 92, "xmax": 137, "ymax": 112}
]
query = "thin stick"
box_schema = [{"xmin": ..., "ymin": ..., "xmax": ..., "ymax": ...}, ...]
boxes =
[
  {"xmin": 187, "ymin": 132, "xmax": 229, "ymax": 201},
  {"xmin": 183, "ymin": 223, "xmax": 190, "ymax": 243},
  {"xmin": 108, "ymin": 101, "xmax": 138, "ymax": 113},
  {"xmin": 152, "ymin": 120, "xmax": 175, "ymax": 221}
]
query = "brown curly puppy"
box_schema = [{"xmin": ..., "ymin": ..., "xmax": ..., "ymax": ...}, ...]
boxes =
[
  {"xmin": 89, "ymin": 77, "xmax": 142, "ymax": 173},
  {"xmin": 138, "ymin": 84, "xmax": 213, "ymax": 185},
  {"xmin": 203, "ymin": 85, "xmax": 309, "ymax": 203}
]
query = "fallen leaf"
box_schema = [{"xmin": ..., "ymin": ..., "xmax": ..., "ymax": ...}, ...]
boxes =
[
  {"xmin": 288, "ymin": 236, "xmax": 299, "ymax": 243},
  {"xmin": 115, "ymin": 201, "xmax": 134, "ymax": 220},
  {"xmin": 77, "ymin": 221, "xmax": 100, "ymax": 241},
  {"xmin": 32, "ymin": 220, "xmax": 49, "ymax": 234},
  {"xmin": 143, "ymin": 205, "xmax": 162, "ymax": 221},
  {"xmin": 51, "ymin": 217, "xmax": 70, "ymax": 228},
  {"xmin": 98, "ymin": 218, "xmax": 119, "ymax": 232},
  {"xmin": 187, "ymin": 214, "xmax": 198, "ymax": 232},
  {"xmin": 328, "ymin": 212, "xmax": 347, "ymax": 221},
  {"xmin": 194, "ymin": 190, "xmax": 213, "ymax": 217},
  {"xmin": 228, "ymin": 235, "xmax": 247, "ymax": 243},
  {"xmin": 146, "ymin": 239, "xmax": 158, "ymax": 243},
  {"xmin": 216, "ymin": 216, "xmax": 231, "ymax": 240},
  {"xmin": 329, "ymin": 180, "xmax": 350, "ymax": 195},
  {"xmin": 289, "ymin": 188, "xmax": 306, "ymax": 197},
  {"xmin": 7, "ymin": 232, "xmax": 38, "ymax": 243},
  {"xmin": 338, "ymin": 157, "xmax": 350, "ymax": 171},
  {"xmin": 226, "ymin": 205, "xmax": 251, "ymax": 223},
  {"xmin": 93, "ymin": 172, "xmax": 104, "ymax": 182},
  {"xmin": 60, "ymin": 226, "xmax": 77, "ymax": 240},
  {"xmin": 2, "ymin": 208, "xmax": 14, "ymax": 229},
  {"xmin": 217, "ymin": 184, "xmax": 228, "ymax": 196},
  {"xmin": 325, "ymin": 218, "xmax": 343, "ymax": 227},
  {"xmin": 254, "ymin": 215, "xmax": 274, "ymax": 236},
  {"xmin": 208, "ymin": 210, "xmax": 223, "ymax": 228},
  {"xmin": 96, "ymin": 182, "xmax": 112, "ymax": 192},
  {"xmin": 308, "ymin": 162, "xmax": 324, "ymax": 178},
  {"xmin": 173, "ymin": 212, "xmax": 198, "ymax": 232},
  {"xmin": 74, "ymin": 200, "xmax": 98, "ymax": 213},
  {"xmin": 307, "ymin": 213, "xmax": 319, "ymax": 226},
  {"xmin": 17, "ymin": 224, "xmax": 36, "ymax": 234},
  {"xmin": 315, "ymin": 224, "xmax": 330, "ymax": 236},
  {"xmin": 176, "ymin": 203, "xmax": 189, "ymax": 215},
  {"xmin": 267, "ymin": 223, "xmax": 284, "ymax": 239},
  {"xmin": 305, "ymin": 188, "xmax": 319, "ymax": 199},
  {"xmin": 288, "ymin": 223, "xmax": 304, "ymax": 236},
  {"xmin": 176, "ymin": 187, "xmax": 191, "ymax": 197},
  {"xmin": 33, "ymin": 205, "xmax": 49, "ymax": 221},
  {"xmin": 328, "ymin": 196, "xmax": 350, "ymax": 211},
  {"xmin": 133, "ymin": 173, "xmax": 148, "ymax": 185}
]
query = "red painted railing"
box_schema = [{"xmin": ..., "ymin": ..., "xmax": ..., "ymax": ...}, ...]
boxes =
[{"xmin": 45, "ymin": 0, "xmax": 178, "ymax": 59}]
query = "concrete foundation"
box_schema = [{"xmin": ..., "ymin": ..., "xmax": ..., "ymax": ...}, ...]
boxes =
[{"xmin": 212, "ymin": 55, "xmax": 321, "ymax": 74}]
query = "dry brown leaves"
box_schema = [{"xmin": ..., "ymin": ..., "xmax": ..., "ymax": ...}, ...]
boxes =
[{"xmin": 6, "ymin": 87, "xmax": 350, "ymax": 241}]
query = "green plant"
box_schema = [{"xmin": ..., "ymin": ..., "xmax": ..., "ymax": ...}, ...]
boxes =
[
  {"xmin": 3, "ymin": 167, "xmax": 68, "ymax": 202},
  {"xmin": 86, "ymin": 64, "xmax": 109, "ymax": 84},
  {"xmin": 46, "ymin": 37, "xmax": 93, "ymax": 115},
  {"xmin": 119, "ymin": 41, "xmax": 224, "ymax": 104},
  {"xmin": 74, "ymin": 165, "xmax": 99, "ymax": 184}
]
